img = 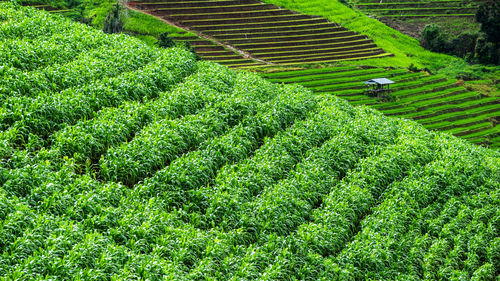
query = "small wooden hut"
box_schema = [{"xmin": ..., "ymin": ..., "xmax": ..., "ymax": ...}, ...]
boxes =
[{"xmin": 364, "ymin": 78, "xmax": 394, "ymax": 98}]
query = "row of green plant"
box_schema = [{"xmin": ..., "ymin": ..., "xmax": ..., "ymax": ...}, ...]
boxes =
[
  {"xmin": 51, "ymin": 62, "xmax": 235, "ymax": 168},
  {"xmin": 0, "ymin": 37, "xmax": 157, "ymax": 99},
  {"xmin": 0, "ymin": 10, "xmax": 198, "ymax": 163},
  {"xmin": 99, "ymin": 70, "xmax": 290, "ymax": 186}
]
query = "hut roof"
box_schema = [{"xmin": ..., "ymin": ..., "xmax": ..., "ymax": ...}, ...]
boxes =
[{"xmin": 363, "ymin": 78, "xmax": 395, "ymax": 85}]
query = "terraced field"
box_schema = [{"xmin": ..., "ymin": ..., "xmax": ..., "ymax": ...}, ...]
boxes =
[
  {"xmin": 19, "ymin": 1, "xmax": 70, "ymax": 13},
  {"xmin": 349, "ymin": 0, "xmax": 488, "ymax": 38},
  {"xmin": 128, "ymin": 0, "xmax": 392, "ymax": 65},
  {"xmin": 354, "ymin": 0, "xmax": 485, "ymax": 18},
  {"xmin": 171, "ymin": 35, "xmax": 266, "ymax": 68},
  {"xmin": 260, "ymin": 66, "xmax": 500, "ymax": 149}
]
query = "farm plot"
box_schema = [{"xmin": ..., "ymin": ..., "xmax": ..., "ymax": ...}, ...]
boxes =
[
  {"xmin": 128, "ymin": 0, "xmax": 391, "ymax": 65},
  {"xmin": 351, "ymin": 0, "xmax": 487, "ymax": 38},
  {"xmin": 19, "ymin": 1, "xmax": 71, "ymax": 13},
  {"xmin": 260, "ymin": 66, "xmax": 500, "ymax": 148},
  {"xmin": 170, "ymin": 35, "xmax": 266, "ymax": 68},
  {"xmin": 354, "ymin": 0, "xmax": 484, "ymax": 18},
  {"xmin": 0, "ymin": 4, "xmax": 499, "ymax": 280}
]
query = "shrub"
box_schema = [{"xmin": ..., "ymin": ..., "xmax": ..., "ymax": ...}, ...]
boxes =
[
  {"xmin": 157, "ymin": 32, "xmax": 176, "ymax": 48},
  {"xmin": 421, "ymin": 24, "xmax": 448, "ymax": 53},
  {"xmin": 475, "ymin": 34, "xmax": 500, "ymax": 65},
  {"xmin": 476, "ymin": 0, "xmax": 500, "ymax": 44},
  {"xmin": 450, "ymin": 32, "xmax": 478, "ymax": 58},
  {"xmin": 102, "ymin": 2, "xmax": 124, "ymax": 34}
]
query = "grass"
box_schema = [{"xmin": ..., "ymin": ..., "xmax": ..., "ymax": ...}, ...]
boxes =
[{"xmin": 123, "ymin": 9, "xmax": 195, "ymax": 38}]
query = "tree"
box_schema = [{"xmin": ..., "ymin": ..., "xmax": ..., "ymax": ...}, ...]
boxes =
[
  {"xmin": 475, "ymin": 1, "xmax": 500, "ymax": 64},
  {"xmin": 157, "ymin": 32, "xmax": 176, "ymax": 48},
  {"xmin": 421, "ymin": 24, "xmax": 447, "ymax": 53},
  {"xmin": 449, "ymin": 32, "xmax": 478, "ymax": 59},
  {"xmin": 476, "ymin": 0, "xmax": 500, "ymax": 44},
  {"xmin": 475, "ymin": 35, "xmax": 499, "ymax": 65},
  {"xmin": 103, "ymin": 2, "xmax": 124, "ymax": 34}
]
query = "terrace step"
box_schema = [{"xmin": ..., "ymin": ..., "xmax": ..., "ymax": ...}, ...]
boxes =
[
  {"xmin": 270, "ymin": 49, "xmax": 385, "ymax": 64},
  {"xmin": 133, "ymin": 3, "xmax": 273, "ymax": 11},
  {"xmin": 357, "ymin": 1, "xmax": 475, "ymax": 9},
  {"xmin": 244, "ymin": 40, "xmax": 377, "ymax": 53},
  {"xmin": 260, "ymin": 66, "xmax": 361, "ymax": 79},
  {"xmin": 210, "ymin": 27, "xmax": 349, "ymax": 39},
  {"xmin": 419, "ymin": 103, "xmax": 500, "ymax": 125},
  {"xmin": 425, "ymin": 112, "xmax": 499, "ymax": 131},
  {"xmin": 406, "ymin": 98, "xmax": 500, "ymax": 120},
  {"xmin": 363, "ymin": 7, "xmax": 477, "ymax": 16},
  {"xmin": 252, "ymin": 44, "xmax": 378, "ymax": 57},
  {"xmin": 176, "ymin": 14, "xmax": 315, "ymax": 26},
  {"xmin": 200, "ymin": 22, "xmax": 339, "ymax": 34},
  {"xmin": 159, "ymin": 9, "xmax": 295, "ymax": 21},
  {"xmin": 218, "ymin": 31, "xmax": 358, "ymax": 44},
  {"xmin": 445, "ymin": 122, "xmax": 493, "ymax": 136},
  {"xmin": 128, "ymin": 0, "xmax": 388, "ymax": 66},
  {"xmin": 379, "ymin": 14, "xmax": 476, "ymax": 18},
  {"xmin": 462, "ymin": 125, "xmax": 500, "ymax": 140},
  {"xmin": 233, "ymin": 35, "xmax": 368, "ymax": 48},
  {"xmin": 153, "ymin": 4, "xmax": 281, "ymax": 13},
  {"xmin": 192, "ymin": 18, "xmax": 329, "ymax": 30},
  {"xmin": 377, "ymin": 87, "xmax": 467, "ymax": 110}
]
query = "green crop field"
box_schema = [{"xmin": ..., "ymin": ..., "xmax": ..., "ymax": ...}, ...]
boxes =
[{"xmin": 0, "ymin": 3, "xmax": 499, "ymax": 280}]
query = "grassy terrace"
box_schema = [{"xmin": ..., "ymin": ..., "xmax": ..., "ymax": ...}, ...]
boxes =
[
  {"xmin": 260, "ymin": 66, "xmax": 500, "ymax": 149},
  {"xmin": 128, "ymin": 0, "xmax": 391, "ymax": 65}
]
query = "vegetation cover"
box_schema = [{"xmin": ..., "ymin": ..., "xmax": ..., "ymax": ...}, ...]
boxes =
[
  {"xmin": 0, "ymin": 3, "xmax": 499, "ymax": 280},
  {"xmin": 260, "ymin": 66, "xmax": 500, "ymax": 149}
]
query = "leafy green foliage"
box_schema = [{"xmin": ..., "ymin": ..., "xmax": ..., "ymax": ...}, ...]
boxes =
[
  {"xmin": 102, "ymin": 1, "xmax": 123, "ymax": 34},
  {"xmin": 421, "ymin": 24, "xmax": 448, "ymax": 53},
  {"xmin": 0, "ymin": 3, "xmax": 498, "ymax": 280},
  {"xmin": 476, "ymin": 0, "xmax": 500, "ymax": 44},
  {"xmin": 157, "ymin": 32, "xmax": 175, "ymax": 49}
]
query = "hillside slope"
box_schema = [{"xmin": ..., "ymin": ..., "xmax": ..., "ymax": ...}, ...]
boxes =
[
  {"xmin": 260, "ymin": 0, "xmax": 460, "ymax": 69},
  {"xmin": 127, "ymin": 0, "xmax": 392, "ymax": 66},
  {"xmin": 351, "ymin": 0, "xmax": 484, "ymax": 39},
  {"xmin": 0, "ymin": 4, "xmax": 499, "ymax": 280},
  {"xmin": 260, "ymin": 66, "xmax": 500, "ymax": 149}
]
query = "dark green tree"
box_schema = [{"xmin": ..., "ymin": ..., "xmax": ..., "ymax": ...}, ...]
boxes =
[
  {"xmin": 476, "ymin": 0, "xmax": 500, "ymax": 43},
  {"xmin": 157, "ymin": 32, "xmax": 176, "ymax": 48},
  {"xmin": 449, "ymin": 32, "xmax": 478, "ymax": 58},
  {"xmin": 475, "ymin": 1, "xmax": 500, "ymax": 64},
  {"xmin": 475, "ymin": 35, "xmax": 499, "ymax": 64},
  {"xmin": 421, "ymin": 24, "xmax": 448, "ymax": 53},
  {"xmin": 103, "ymin": 2, "xmax": 124, "ymax": 34}
]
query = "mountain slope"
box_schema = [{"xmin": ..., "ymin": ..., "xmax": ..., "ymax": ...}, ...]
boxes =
[
  {"xmin": 127, "ymin": 0, "xmax": 392, "ymax": 66},
  {"xmin": 259, "ymin": 0, "xmax": 460, "ymax": 69},
  {"xmin": 0, "ymin": 3, "xmax": 499, "ymax": 280}
]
